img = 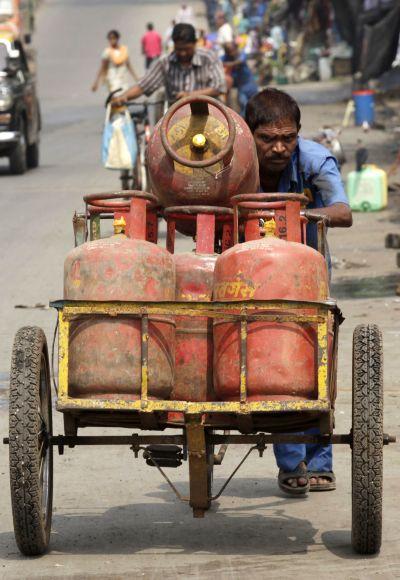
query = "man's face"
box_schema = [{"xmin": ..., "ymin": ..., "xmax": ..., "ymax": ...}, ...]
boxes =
[
  {"xmin": 174, "ymin": 41, "xmax": 196, "ymax": 63},
  {"xmin": 254, "ymin": 119, "xmax": 299, "ymax": 174},
  {"xmin": 215, "ymin": 14, "xmax": 225, "ymax": 27}
]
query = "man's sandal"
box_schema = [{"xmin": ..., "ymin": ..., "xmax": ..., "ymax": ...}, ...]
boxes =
[
  {"xmin": 278, "ymin": 465, "xmax": 310, "ymax": 496},
  {"xmin": 308, "ymin": 471, "xmax": 336, "ymax": 491}
]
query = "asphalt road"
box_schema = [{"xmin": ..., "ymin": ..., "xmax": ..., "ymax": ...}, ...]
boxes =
[{"xmin": 0, "ymin": 1, "xmax": 399, "ymax": 578}]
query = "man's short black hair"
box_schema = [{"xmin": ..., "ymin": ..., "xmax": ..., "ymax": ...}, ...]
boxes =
[
  {"xmin": 172, "ymin": 23, "xmax": 196, "ymax": 44},
  {"xmin": 147, "ymin": 22, "xmax": 154, "ymax": 30},
  {"xmin": 245, "ymin": 88, "xmax": 301, "ymax": 132}
]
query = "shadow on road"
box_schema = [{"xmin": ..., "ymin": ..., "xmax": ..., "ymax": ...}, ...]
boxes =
[{"xmin": 0, "ymin": 477, "xmax": 357, "ymax": 560}]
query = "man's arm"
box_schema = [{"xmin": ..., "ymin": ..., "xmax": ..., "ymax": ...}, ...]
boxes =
[
  {"xmin": 223, "ymin": 59, "xmax": 242, "ymax": 70},
  {"xmin": 311, "ymin": 157, "xmax": 353, "ymax": 227},
  {"xmin": 111, "ymin": 59, "xmax": 165, "ymax": 105},
  {"xmin": 127, "ymin": 59, "xmax": 139, "ymax": 82},
  {"xmin": 92, "ymin": 59, "xmax": 108, "ymax": 92},
  {"xmin": 112, "ymin": 84, "xmax": 144, "ymax": 105}
]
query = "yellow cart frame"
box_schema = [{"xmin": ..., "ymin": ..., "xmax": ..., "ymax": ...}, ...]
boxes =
[{"xmin": 52, "ymin": 298, "xmax": 337, "ymax": 416}]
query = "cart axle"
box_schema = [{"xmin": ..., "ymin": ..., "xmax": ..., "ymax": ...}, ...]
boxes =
[{"xmin": 3, "ymin": 433, "xmax": 396, "ymax": 448}]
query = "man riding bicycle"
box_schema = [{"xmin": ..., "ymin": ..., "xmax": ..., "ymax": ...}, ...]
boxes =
[{"xmin": 112, "ymin": 23, "xmax": 226, "ymax": 107}]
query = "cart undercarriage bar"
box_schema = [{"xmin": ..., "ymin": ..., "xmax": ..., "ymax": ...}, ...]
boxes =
[{"xmin": 4, "ymin": 433, "xmax": 396, "ymax": 447}]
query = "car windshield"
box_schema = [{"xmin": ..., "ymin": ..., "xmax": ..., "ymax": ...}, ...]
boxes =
[{"xmin": 0, "ymin": 0, "xmax": 13, "ymax": 17}]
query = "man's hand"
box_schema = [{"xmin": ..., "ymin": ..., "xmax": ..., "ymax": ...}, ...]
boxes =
[
  {"xmin": 110, "ymin": 85, "xmax": 144, "ymax": 106},
  {"xmin": 305, "ymin": 203, "xmax": 353, "ymax": 228},
  {"xmin": 111, "ymin": 93, "xmax": 128, "ymax": 107},
  {"xmin": 176, "ymin": 91, "xmax": 189, "ymax": 99}
]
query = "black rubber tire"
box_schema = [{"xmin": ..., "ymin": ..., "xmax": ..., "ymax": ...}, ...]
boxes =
[
  {"xmin": 9, "ymin": 327, "xmax": 53, "ymax": 556},
  {"xmin": 351, "ymin": 324, "xmax": 383, "ymax": 555},
  {"xmin": 26, "ymin": 141, "xmax": 40, "ymax": 169},
  {"xmin": 9, "ymin": 119, "xmax": 27, "ymax": 175}
]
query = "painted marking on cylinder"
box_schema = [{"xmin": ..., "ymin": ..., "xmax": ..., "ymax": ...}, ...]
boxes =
[
  {"xmin": 214, "ymin": 280, "xmax": 259, "ymax": 300},
  {"xmin": 180, "ymin": 293, "xmax": 210, "ymax": 301}
]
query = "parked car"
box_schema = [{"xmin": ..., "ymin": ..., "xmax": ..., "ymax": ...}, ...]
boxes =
[
  {"xmin": 0, "ymin": 37, "xmax": 40, "ymax": 174},
  {"xmin": 0, "ymin": 0, "xmax": 36, "ymax": 44}
]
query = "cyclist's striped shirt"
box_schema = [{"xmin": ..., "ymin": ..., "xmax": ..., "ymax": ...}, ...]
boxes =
[{"xmin": 138, "ymin": 48, "xmax": 227, "ymax": 104}]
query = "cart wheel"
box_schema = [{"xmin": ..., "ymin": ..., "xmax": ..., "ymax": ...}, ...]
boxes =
[
  {"xmin": 9, "ymin": 327, "xmax": 53, "ymax": 556},
  {"xmin": 351, "ymin": 324, "xmax": 383, "ymax": 555}
]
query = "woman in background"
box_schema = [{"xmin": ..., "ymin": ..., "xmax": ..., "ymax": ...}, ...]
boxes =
[{"xmin": 92, "ymin": 30, "xmax": 138, "ymax": 93}]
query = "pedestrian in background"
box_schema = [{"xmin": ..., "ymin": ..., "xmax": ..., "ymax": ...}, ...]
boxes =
[
  {"xmin": 197, "ymin": 29, "xmax": 212, "ymax": 49},
  {"xmin": 141, "ymin": 23, "xmax": 162, "ymax": 69},
  {"xmin": 215, "ymin": 10, "xmax": 233, "ymax": 56},
  {"xmin": 92, "ymin": 30, "xmax": 138, "ymax": 93},
  {"xmin": 164, "ymin": 19, "xmax": 176, "ymax": 52},
  {"xmin": 222, "ymin": 41, "xmax": 258, "ymax": 116},
  {"xmin": 175, "ymin": 3, "xmax": 194, "ymax": 26}
]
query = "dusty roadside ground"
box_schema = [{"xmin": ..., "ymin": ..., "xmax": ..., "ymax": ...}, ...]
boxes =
[{"xmin": 0, "ymin": 97, "xmax": 400, "ymax": 578}]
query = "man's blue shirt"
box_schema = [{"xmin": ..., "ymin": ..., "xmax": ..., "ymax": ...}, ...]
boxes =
[{"xmin": 276, "ymin": 137, "xmax": 349, "ymax": 251}]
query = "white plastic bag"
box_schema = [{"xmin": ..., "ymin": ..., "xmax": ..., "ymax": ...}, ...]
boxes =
[{"xmin": 102, "ymin": 105, "xmax": 137, "ymax": 170}]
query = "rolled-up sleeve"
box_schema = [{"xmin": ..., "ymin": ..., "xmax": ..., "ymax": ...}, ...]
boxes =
[
  {"xmin": 207, "ymin": 53, "xmax": 227, "ymax": 94},
  {"xmin": 138, "ymin": 59, "xmax": 165, "ymax": 96},
  {"xmin": 312, "ymin": 157, "xmax": 349, "ymax": 207}
]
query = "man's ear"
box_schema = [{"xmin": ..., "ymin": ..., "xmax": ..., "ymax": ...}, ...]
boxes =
[{"xmin": 298, "ymin": 124, "xmax": 301, "ymax": 133}]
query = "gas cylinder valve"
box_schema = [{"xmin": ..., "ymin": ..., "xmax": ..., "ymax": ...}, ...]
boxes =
[
  {"xmin": 192, "ymin": 133, "xmax": 207, "ymax": 150},
  {"xmin": 260, "ymin": 218, "xmax": 276, "ymax": 237}
]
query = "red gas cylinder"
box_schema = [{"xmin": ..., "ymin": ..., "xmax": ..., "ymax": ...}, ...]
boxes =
[
  {"xmin": 166, "ymin": 207, "xmax": 233, "ymax": 402},
  {"xmin": 174, "ymin": 251, "xmax": 216, "ymax": 401},
  {"xmin": 213, "ymin": 202, "xmax": 329, "ymax": 401},
  {"xmin": 147, "ymin": 96, "xmax": 259, "ymax": 218},
  {"xmin": 64, "ymin": 193, "xmax": 175, "ymax": 400}
]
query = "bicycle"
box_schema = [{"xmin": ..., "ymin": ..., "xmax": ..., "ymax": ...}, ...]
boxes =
[
  {"xmin": 106, "ymin": 91, "xmax": 165, "ymax": 191},
  {"xmin": 125, "ymin": 100, "xmax": 165, "ymax": 191}
]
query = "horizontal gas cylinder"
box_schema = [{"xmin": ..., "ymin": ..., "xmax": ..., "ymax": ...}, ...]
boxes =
[
  {"xmin": 147, "ymin": 96, "xmax": 259, "ymax": 231},
  {"xmin": 64, "ymin": 196, "xmax": 175, "ymax": 400},
  {"xmin": 213, "ymin": 224, "xmax": 329, "ymax": 401}
]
